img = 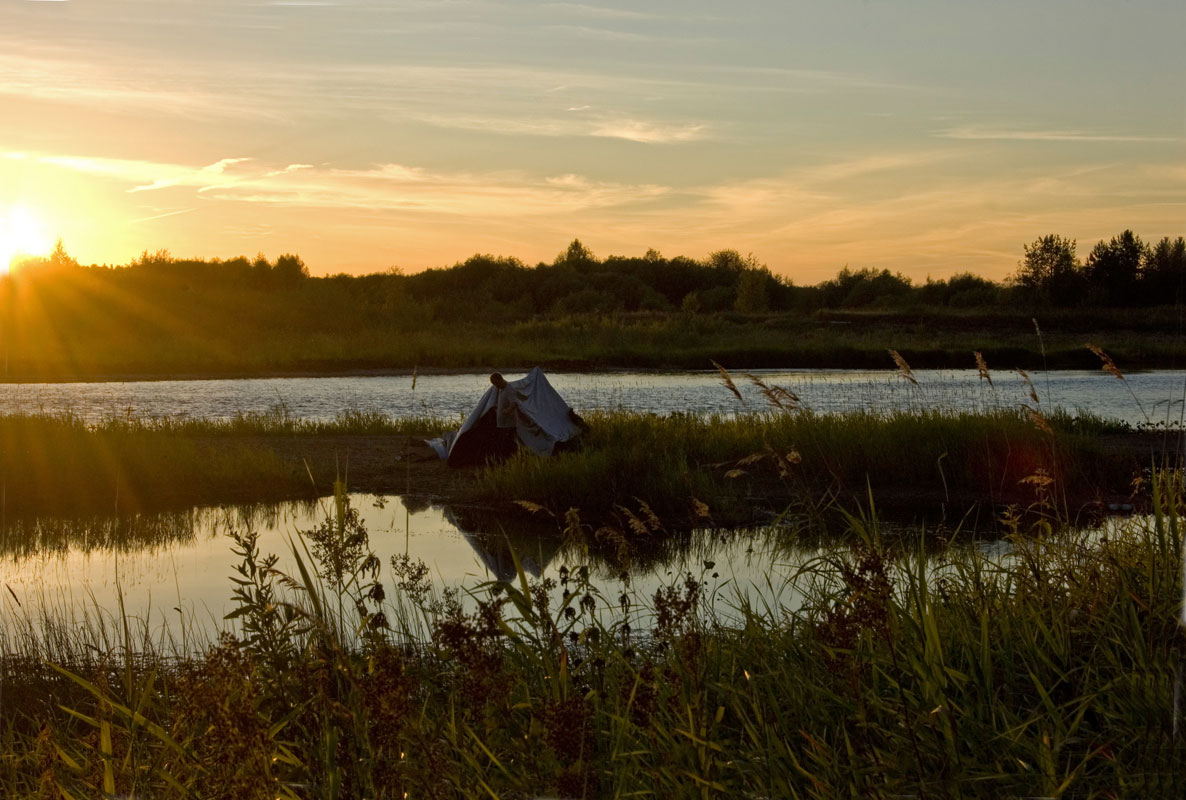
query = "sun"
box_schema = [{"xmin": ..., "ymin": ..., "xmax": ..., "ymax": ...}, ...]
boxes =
[{"xmin": 0, "ymin": 205, "xmax": 51, "ymax": 273}]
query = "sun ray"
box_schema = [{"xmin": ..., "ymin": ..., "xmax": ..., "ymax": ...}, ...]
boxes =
[{"xmin": 0, "ymin": 205, "xmax": 52, "ymax": 273}]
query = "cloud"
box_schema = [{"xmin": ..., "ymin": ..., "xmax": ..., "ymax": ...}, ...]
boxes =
[
  {"xmin": 131, "ymin": 157, "xmax": 253, "ymax": 193},
  {"xmin": 129, "ymin": 208, "xmax": 197, "ymax": 224},
  {"xmin": 542, "ymin": 24, "xmax": 653, "ymax": 43},
  {"xmin": 265, "ymin": 164, "xmax": 315, "ymax": 177},
  {"xmin": 936, "ymin": 125, "xmax": 1180, "ymax": 143},
  {"xmin": 0, "ymin": 48, "xmax": 253, "ymax": 118},
  {"xmin": 541, "ymin": 3, "xmax": 658, "ymax": 21},
  {"xmin": 590, "ymin": 119, "xmax": 707, "ymax": 144},
  {"xmin": 20, "ymin": 147, "xmax": 671, "ymax": 216},
  {"xmin": 0, "ymin": 40, "xmax": 904, "ymax": 147}
]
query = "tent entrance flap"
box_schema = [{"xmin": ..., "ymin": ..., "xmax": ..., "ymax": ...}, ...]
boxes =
[{"xmin": 427, "ymin": 368, "xmax": 584, "ymax": 467}]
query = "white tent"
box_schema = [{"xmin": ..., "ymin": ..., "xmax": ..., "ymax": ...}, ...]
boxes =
[{"xmin": 428, "ymin": 367, "xmax": 585, "ymax": 467}]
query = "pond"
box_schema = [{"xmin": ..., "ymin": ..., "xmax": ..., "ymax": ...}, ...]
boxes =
[
  {"xmin": 2, "ymin": 368, "xmax": 1184, "ymax": 427},
  {"xmin": 0, "ymin": 493, "xmax": 834, "ymax": 650}
]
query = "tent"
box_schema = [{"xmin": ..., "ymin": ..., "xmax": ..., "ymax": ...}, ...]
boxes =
[{"xmin": 427, "ymin": 367, "xmax": 586, "ymax": 467}]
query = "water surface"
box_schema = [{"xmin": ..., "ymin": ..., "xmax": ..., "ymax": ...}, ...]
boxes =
[
  {"xmin": 1, "ymin": 494, "xmax": 825, "ymax": 648},
  {"xmin": 2, "ymin": 369, "xmax": 1184, "ymax": 427}
]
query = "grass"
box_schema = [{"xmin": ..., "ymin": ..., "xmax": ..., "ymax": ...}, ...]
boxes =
[
  {"xmin": 1, "ymin": 475, "xmax": 1182, "ymax": 797},
  {"xmin": 8, "ymin": 299, "xmax": 1186, "ymax": 380},
  {"xmin": 0, "ymin": 400, "xmax": 1164, "ymax": 529},
  {"xmin": 0, "ymin": 408, "xmax": 456, "ymax": 515},
  {"xmin": 478, "ymin": 405, "xmax": 1158, "ymax": 533}
]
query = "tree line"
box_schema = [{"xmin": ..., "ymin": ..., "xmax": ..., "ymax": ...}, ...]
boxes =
[{"xmin": 10, "ymin": 231, "xmax": 1186, "ymax": 325}]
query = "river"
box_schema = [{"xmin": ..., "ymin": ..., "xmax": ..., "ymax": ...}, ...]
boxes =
[
  {"xmin": 1, "ymin": 368, "xmax": 1177, "ymax": 648},
  {"xmin": 2, "ymin": 368, "xmax": 1185, "ymax": 427}
]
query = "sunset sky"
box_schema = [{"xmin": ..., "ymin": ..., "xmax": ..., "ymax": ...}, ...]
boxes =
[{"xmin": 1, "ymin": 0, "xmax": 1182, "ymax": 282}]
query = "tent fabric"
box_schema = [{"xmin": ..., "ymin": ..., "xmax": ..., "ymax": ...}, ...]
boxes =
[{"xmin": 427, "ymin": 367, "xmax": 584, "ymax": 466}]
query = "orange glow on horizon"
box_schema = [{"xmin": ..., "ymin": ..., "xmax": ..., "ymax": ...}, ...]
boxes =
[{"xmin": 0, "ymin": 205, "xmax": 52, "ymax": 274}]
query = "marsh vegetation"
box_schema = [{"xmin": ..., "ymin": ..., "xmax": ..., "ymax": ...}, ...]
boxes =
[{"xmin": 1, "ymin": 475, "xmax": 1182, "ymax": 797}]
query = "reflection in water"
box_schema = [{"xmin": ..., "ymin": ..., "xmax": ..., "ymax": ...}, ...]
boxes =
[
  {"xmin": 0, "ymin": 501, "xmax": 317, "ymax": 558},
  {"xmin": 1, "ymin": 494, "xmax": 827, "ymax": 649}
]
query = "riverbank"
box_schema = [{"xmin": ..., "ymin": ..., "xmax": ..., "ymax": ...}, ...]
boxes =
[
  {"xmin": 5, "ymin": 307, "xmax": 1186, "ymax": 382},
  {"xmin": 2, "ymin": 408, "xmax": 1177, "ymax": 531}
]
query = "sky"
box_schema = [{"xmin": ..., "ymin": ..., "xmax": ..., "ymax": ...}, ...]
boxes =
[{"xmin": 0, "ymin": 0, "xmax": 1183, "ymax": 282}]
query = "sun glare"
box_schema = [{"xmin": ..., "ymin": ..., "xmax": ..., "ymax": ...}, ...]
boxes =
[{"xmin": 0, "ymin": 206, "xmax": 51, "ymax": 273}]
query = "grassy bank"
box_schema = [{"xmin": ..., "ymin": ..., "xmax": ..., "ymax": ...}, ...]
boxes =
[
  {"xmin": 6, "ymin": 306, "xmax": 1186, "ymax": 381},
  {"xmin": 480, "ymin": 406, "xmax": 1161, "ymax": 532},
  {"xmin": 0, "ymin": 405, "xmax": 1167, "ymax": 527},
  {"xmin": 0, "ymin": 409, "xmax": 455, "ymax": 515},
  {"xmin": 2, "ymin": 479, "xmax": 1182, "ymax": 797}
]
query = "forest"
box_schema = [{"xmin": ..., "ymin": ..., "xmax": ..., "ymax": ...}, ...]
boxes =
[{"xmin": 3, "ymin": 229, "xmax": 1185, "ymax": 378}]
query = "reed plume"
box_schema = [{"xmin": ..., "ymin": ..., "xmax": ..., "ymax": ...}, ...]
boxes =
[
  {"xmin": 712, "ymin": 359, "xmax": 743, "ymax": 402},
  {"xmin": 973, "ymin": 351, "xmax": 992, "ymax": 387},
  {"xmin": 888, "ymin": 349, "xmax": 917, "ymax": 385}
]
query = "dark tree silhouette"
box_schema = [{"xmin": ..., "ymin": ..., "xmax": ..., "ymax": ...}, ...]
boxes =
[
  {"xmin": 1142, "ymin": 236, "xmax": 1186, "ymax": 305},
  {"xmin": 1085, "ymin": 230, "xmax": 1147, "ymax": 306},
  {"xmin": 1013, "ymin": 235, "xmax": 1083, "ymax": 306}
]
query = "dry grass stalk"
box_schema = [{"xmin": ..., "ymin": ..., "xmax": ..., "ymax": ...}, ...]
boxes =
[
  {"xmin": 1085, "ymin": 343, "xmax": 1149, "ymax": 423},
  {"xmin": 973, "ymin": 351, "xmax": 993, "ymax": 387},
  {"xmin": 515, "ymin": 500, "xmax": 553, "ymax": 516},
  {"xmin": 1018, "ymin": 468, "xmax": 1054, "ymax": 489},
  {"xmin": 634, "ymin": 499, "xmax": 664, "ymax": 532},
  {"xmin": 888, "ymin": 349, "xmax": 918, "ymax": 385},
  {"xmin": 594, "ymin": 524, "xmax": 631, "ymax": 562},
  {"xmin": 712, "ymin": 359, "xmax": 743, "ymax": 402},
  {"xmin": 1086, "ymin": 343, "xmax": 1123, "ymax": 380},
  {"xmin": 1017, "ymin": 368, "xmax": 1039, "ymax": 404},
  {"xmin": 614, "ymin": 505, "xmax": 651, "ymax": 537},
  {"xmin": 1021, "ymin": 404, "xmax": 1053, "ymax": 434},
  {"xmin": 744, "ymin": 373, "xmax": 800, "ymax": 411}
]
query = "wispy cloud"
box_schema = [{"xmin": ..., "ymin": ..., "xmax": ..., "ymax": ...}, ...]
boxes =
[
  {"xmin": 590, "ymin": 119, "xmax": 707, "ymax": 144},
  {"xmin": 543, "ymin": 24, "xmax": 654, "ymax": 43},
  {"xmin": 0, "ymin": 48, "xmax": 266, "ymax": 119},
  {"xmin": 131, "ymin": 158, "xmax": 253, "ymax": 193},
  {"xmin": 541, "ymin": 3, "xmax": 659, "ymax": 21},
  {"xmin": 129, "ymin": 208, "xmax": 197, "ymax": 224},
  {"xmin": 0, "ymin": 46, "xmax": 722, "ymax": 142},
  {"xmin": 937, "ymin": 125, "xmax": 1180, "ymax": 143},
  {"xmin": 18, "ymin": 148, "xmax": 671, "ymax": 216}
]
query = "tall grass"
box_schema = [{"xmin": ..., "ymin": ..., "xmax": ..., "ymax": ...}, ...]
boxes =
[
  {"xmin": 0, "ymin": 408, "xmax": 455, "ymax": 515},
  {"xmin": 479, "ymin": 406, "xmax": 1149, "ymax": 530},
  {"xmin": 2, "ymin": 474, "xmax": 1182, "ymax": 797}
]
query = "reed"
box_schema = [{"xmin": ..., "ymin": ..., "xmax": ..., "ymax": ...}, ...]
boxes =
[
  {"xmin": 478, "ymin": 406, "xmax": 1146, "ymax": 530},
  {"xmin": 2, "ymin": 472, "xmax": 1182, "ymax": 796}
]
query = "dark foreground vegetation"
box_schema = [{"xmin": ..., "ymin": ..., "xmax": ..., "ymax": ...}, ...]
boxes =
[
  {"xmin": 4, "ymin": 230, "xmax": 1186, "ymax": 379},
  {"xmin": 2, "ymin": 476, "xmax": 1182, "ymax": 797}
]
